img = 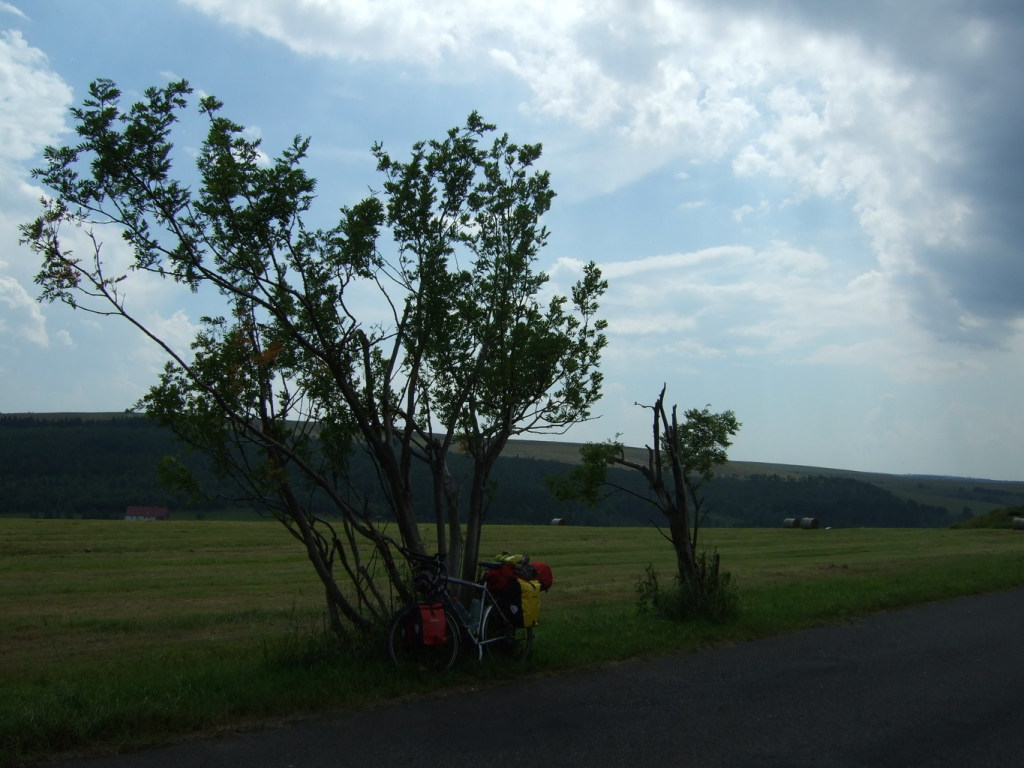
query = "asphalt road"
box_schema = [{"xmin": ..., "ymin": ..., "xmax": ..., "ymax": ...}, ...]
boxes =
[{"xmin": 57, "ymin": 588, "xmax": 1024, "ymax": 768}]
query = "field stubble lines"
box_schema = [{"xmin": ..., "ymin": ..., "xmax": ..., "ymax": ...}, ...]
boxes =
[{"xmin": 3, "ymin": 521, "xmax": 1023, "ymax": 679}]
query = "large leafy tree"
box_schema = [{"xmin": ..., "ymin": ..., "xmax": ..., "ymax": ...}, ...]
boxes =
[{"xmin": 21, "ymin": 79, "xmax": 607, "ymax": 639}]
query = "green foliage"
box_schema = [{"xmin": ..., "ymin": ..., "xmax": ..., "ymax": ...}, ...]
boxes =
[
  {"xmin": 635, "ymin": 550, "xmax": 738, "ymax": 623},
  {"xmin": 701, "ymin": 473, "xmax": 952, "ymax": 528},
  {"xmin": 551, "ymin": 401, "xmax": 741, "ymax": 516},
  {"xmin": 671, "ymin": 406, "xmax": 741, "ymax": 481},
  {"xmin": 0, "ymin": 415, "xmax": 213, "ymax": 518},
  {"xmin": 634, "ymin": 563, "xmax": 664, "ymax": 613},
  {"xmin": 950, "ymin": 504, "xmax": 1024, "ymax": 529},
  {"xmin": 547, "ymin": 439, "xmax": 623, "ymax": 507}
]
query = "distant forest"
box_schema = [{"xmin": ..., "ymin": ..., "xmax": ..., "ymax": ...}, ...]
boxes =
[{"xmin": 0, "ymin": 415, "xmax": 955, "ymax": 527}]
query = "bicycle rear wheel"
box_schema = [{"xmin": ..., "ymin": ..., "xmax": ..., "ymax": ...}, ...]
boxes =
[
  {"xmin": 480, "ymin": 604, "xmax": 534, "ymax": 663},
  {"xmin": 387, "ymin": 604, "xmax": 460, "ymax": 671}
]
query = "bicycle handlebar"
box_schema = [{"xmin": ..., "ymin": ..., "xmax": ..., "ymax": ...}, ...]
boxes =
[
  {"xmin": 397, "ymin": 548, "xmax": 511, "ymax": 574},
  {"xmin": 397, "ymin": 547, "xmax": 443, "ymax": 565}
]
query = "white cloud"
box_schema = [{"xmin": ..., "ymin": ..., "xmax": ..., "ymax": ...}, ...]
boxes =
[
  {"xmin": 179, "ymin": 2, "xmax": 966, "ymax": 271},
  {"xmin": 135, "ymin": 309, "xmax": 198, "ymax": 371},
  {"xmin": 0, "ymin": 276, "xmax": 48, "ymax": 347},
  {"xmin": 0, "ymin": 2, "xmax": 26, "ymax": 20},
  {"xmin": 183, "ymin": 0, "xmax": 511, "ymax": 64},
  {"xmin": 177, "ymin": 3, "xmax": 978, "ymax": 360},
  {"xmin": 0, "ymin": 30, "xmax": 71, "ymax": 162},
  {"xmin": 599, "ymin": 246, "xmax": 755, "ymax": 280},
  {"xmin": 0, "ymin": 29, "xmax": 72, "ymax": 352},
  {"xmin": 611, "ymin": 312, "xmax": 698, "ymax": 337},
  {"xmin": 592, "ymin": 236, "xmax": 924, "ymax": 376},
  {"xmin": 760, "ymin": 241, "xmax": 828, "ymax": 275}
]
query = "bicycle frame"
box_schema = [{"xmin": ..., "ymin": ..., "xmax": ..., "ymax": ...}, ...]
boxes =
[{"xmin": 444, "ymin": 573, "xmax": 517, "ymax": 660}]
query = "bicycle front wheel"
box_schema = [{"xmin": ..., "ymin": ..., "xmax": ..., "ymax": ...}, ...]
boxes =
[
  {"xmin": 480, "ymin": 604, "xmax": 534, "ymax": 663},
  {"xmin": 386, "ymin": 604, "xmax": 460, "ymax": 671}
]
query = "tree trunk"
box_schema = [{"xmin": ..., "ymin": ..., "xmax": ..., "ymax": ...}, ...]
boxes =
[
  {"xmin": 644, "ymin": 387, "xmax": 700, "ymax": 596},
  {"xmin": 279, "ymin": 483, "xmax": 373, "ymax": 637},
  {"xmin": 461, "ymin": 432, "xmax": 509, "ymax": 584}
]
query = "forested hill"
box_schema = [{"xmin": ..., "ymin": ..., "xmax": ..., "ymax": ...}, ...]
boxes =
[{"xmin": 4, "ymin": 414, "xmax": 1022, "ymax": 527}]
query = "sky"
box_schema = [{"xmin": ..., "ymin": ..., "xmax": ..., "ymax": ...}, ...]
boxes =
[{"xmin": 2, "ymin": 0, "xmax": 1023, "ymax": 481}]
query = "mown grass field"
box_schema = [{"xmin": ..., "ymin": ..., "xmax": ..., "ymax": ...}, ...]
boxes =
[{"xmin": 3, "ymin": 519, "xmax": 1024, "ymax": 764}]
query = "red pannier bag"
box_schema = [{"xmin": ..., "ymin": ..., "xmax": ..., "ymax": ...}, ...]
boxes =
[
  {"xmin": 484, "ymin": 563, "xmax": 527, "ymax": 626},
  {"xmin": 483, "ymin": 562, "xmax": 518, "ymax": 594},
  {"xmin": 510, "ymin": 559, "xmax": 553, "ymax": 592},
  {"xmin": 418, "ymin": 603, "xmax": 447, "ymax": 645},
  {"xmin": 529, "ymin": 561, "xmax": 553, "ymax": 592}
]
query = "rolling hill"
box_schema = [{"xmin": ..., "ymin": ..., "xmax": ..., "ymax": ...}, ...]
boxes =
[{"xmin": 3, "ymin": 414, "xmax": 1023, "ymax": 527}]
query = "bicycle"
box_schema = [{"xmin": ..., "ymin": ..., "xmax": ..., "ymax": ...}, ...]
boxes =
[{"xmin": 386, "ymin": 549, "xmax": 535, "ymax": 670}]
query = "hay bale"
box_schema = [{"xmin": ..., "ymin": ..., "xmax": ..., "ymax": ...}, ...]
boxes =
[
  {"xmin": 800, "ymin": 517, "xmax": 820, "ymax": 529},
  {"xmin": 783, "ymin": 517, "xmax": 800, "ymax": 528},
  {"xmin": 1013, "ymin": 517, "xmax": 1024, "ymax": 531}
]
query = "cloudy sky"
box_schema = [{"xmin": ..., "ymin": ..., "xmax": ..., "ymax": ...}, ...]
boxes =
[{"xmin": 2, "ymin": 1, "xmax": 1023, "ymax": 480}]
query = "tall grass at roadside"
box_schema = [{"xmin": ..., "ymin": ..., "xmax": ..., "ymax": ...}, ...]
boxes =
[{"xmin": 3, "ymin": 521, "xmax": 1024, "ymax": 765}]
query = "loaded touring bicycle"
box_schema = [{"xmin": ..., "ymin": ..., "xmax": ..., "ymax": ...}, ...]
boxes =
[{"xmin": 387, "ymin": 548, "xmax": 553, "ymax": 670}]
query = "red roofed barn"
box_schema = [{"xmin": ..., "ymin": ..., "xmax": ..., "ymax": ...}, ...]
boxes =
[{"xmin": 124, "ymin": 506, "xmax": 170, "ymax": 521}]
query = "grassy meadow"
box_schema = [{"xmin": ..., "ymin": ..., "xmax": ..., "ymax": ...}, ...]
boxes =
[{"xmin": 3, "ymin": 519, "xmax": 1024, "ymax": 764}]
